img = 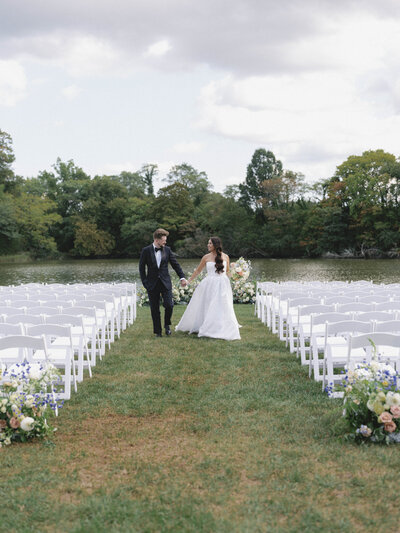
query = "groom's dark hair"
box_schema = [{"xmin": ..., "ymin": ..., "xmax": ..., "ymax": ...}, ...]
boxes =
[{"xmin": 153, "ymin": 228, "xmax": 169, "ymax": 240}]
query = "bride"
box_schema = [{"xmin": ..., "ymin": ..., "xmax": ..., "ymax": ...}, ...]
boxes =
[{"xmin": 175, "ymin": 236, "xmax": 241, "ymax": 340}]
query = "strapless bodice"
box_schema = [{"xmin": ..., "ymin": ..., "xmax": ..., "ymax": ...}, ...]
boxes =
[{"xmin": 206, "ymin": 260, "xmax": 227, "ymax": 276}]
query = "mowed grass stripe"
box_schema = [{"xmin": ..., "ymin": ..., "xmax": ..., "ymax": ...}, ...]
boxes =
[{"xmin": 1, "ymin": 305, "xmax": 400, "ymax": 533}]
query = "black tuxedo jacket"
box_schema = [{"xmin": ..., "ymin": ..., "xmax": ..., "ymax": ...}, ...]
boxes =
[{"xmin": 139, "ymin": 244, "xmax": 185, "ymax": 291}]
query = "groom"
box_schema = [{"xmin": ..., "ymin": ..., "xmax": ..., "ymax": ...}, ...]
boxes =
[{"xmin": 139, "ymin": 228, "xmax": 187, "ymax": 337}]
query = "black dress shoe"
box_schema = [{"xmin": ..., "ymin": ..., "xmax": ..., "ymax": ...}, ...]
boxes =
[
  {"xmin": 165, "ymin": 326, "xmax": 171, "ymax": 336},
  {"xmin": 155, "ymin": 333, "xmax": 162, "ymax": 337}
]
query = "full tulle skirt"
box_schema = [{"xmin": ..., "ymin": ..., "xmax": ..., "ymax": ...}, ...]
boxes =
[{"xmin": 175, "ymin": 274, "xmax": 241, "ymax": 340}]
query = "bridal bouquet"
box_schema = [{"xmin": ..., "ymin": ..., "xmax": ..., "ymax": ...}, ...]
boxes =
[
  {"xmin": 337, "ymin": 359, "xmax": 400, "ymax": 444},
  {"xmin": 0, "ymin": 362, "xmax": 62, "ymax": 448},
  {"xmin": 230, "ymin": 257, "xmax": 251, "ymax": 282}
]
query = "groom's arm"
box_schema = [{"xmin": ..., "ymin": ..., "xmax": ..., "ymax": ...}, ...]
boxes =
[{"xmin": 168, "ymin": 249, "xmax": 185, "ymax": 280}]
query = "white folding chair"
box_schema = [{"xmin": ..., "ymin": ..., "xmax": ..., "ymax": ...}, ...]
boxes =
[
  {"xmin": 0, "ymin": 335, "xmax": 59, "ymax": 413},
  {"xmin": 308, "ymin": 312, "xmax": 351, "ymax": 381},
  {"xmin": 292, "ymin": 304, "xmax": 335, "ymax": 362},
  {"xmin": 26, "ymin": 324, "xmax": 77, "ymax": 399},
  {"xmin": 62, "ymin": 306, "xmax": 105, "ymax": 365},
  {"xmin": 347, "ymin": 332, "xmax": 400, "ymax": 371},
  {"xmin": 322, "ymin": 320, "xmax": 372, "ymax": 391},
  {"xmin": 44, "ymin": 314, "xmax": 92, "ymax": 381}
]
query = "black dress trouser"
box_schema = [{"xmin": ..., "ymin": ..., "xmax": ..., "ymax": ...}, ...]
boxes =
[{"xmin": 147, "ymin": 279, "xmax": 174, "ymax": 334}]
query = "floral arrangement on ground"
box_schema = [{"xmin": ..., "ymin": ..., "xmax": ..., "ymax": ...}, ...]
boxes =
[
  {"xmin": 0, "ymin": 362, "xmax": 62, "ymax": 448},
  {"xmin": 138, "ymin": 257, "xmax": 255, "ymax": 306},
  {"xmin": 334, "ymin": 358, "xmax": 400, "ymax": 444}
]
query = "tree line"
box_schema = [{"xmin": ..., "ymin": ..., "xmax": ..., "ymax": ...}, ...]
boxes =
[{"xmin": 1, "ymin": 128, "xmax": 400, "ymax": 259}]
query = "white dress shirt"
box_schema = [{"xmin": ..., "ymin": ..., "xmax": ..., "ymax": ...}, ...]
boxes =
[{"xmin": 153, "ymin": 244, "xmax": 162, "ymax": 268}]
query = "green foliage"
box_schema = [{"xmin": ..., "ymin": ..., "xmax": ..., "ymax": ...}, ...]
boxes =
[
  {"xmin": 151, "ymin": 182, "xmax": 196, "ymax": 244},
  {"xmin": 0, "ymin": 129, "xmax": 16, "ymax": 193},
  {"xmin": 164, "ymin": 163, "xmax": 213, "ymax": 206},
  {"xmin": 2, "ymin": 127, "xmax": 400, "ymax": 259},
  {"xmin": 0, "ymin": 189, "xmax": 20, "ymax": 253},
  {"xmin": 72, "ymin": 218, "xmax": 115, "ymax": 257},
  {"xmin": 239, "ymin": 148, "xmax": 283, "ymax": 211},
  {"xmin": 13, "ymin": 193, "xmax": 61, "ymax": 258}
]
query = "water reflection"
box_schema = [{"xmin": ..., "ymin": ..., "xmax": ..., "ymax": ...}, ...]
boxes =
[{"xmin": 0, "ymin": 258, "xmax": 399, "ymax": 286}]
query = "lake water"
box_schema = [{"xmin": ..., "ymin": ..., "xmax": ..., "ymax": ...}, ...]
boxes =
[{"xmin": 0, "ymin": 258, "xmax": 399, "ymax": 286}]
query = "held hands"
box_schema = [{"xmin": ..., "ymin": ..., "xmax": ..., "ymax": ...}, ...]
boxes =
[{"xmin": 180, "ymin": 279, "xmax": 188, "ymax": 287}]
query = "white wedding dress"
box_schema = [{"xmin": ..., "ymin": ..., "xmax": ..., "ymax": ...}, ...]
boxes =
[{"xmin": 175, "ymin": 261, "xmax": 241, "ymax": 340}]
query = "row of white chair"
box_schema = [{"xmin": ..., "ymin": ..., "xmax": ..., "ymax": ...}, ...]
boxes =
[
  {"xmin": 0, "ymin": 282, "xmax": 137, "ymax": 331},
  {"xmin": 0, "ymin": 283, "xmax": 137, "ymax": 409},
  {"xmin": 255, "ymin": 281, "xmax": 400, "ymax": 396}
]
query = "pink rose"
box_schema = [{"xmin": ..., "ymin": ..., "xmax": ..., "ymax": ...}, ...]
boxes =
[
  {"xmin": 0, "ymin": 419, "xmax": 6, "ymax": 429},
  {"xmin": 384, "ymin": 421, "xmax": 397, "ymax": 433},
  {"xmin": 9, "ymin": 417, "xmax": 20, "ymax": 429},
  {"xmin": 390, "ymin": 405, "xmax": 400, "ymax": 418},
  {"xmin": 379, "ymin": 411, "xmax": 393, "ymax": 424}
]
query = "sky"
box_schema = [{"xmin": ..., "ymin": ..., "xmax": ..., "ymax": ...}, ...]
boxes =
[{"xmin": 1, "ymin": 0, "xmax": 400, "ymax": 192}]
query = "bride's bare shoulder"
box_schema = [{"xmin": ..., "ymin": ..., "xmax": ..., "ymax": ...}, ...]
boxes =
[
  {"xmin": 202, "ymin": 253, "xmax": 213, "ymax": 262},
  {"xmin": 222, "ymin": 252, "xmax": 230, "ymax": 261}
]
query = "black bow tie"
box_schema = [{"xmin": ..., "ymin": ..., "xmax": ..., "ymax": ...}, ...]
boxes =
[{"xmin": 154, "ymin": 247, "xmax": 162, "ymax": 252}]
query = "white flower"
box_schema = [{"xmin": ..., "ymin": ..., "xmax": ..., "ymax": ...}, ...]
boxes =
[
  {"xmin": 20, "ymin": 417, "xmax": 35, "ymax": 432},
  {"xmin": 28, "ymin": 364, "xmax": 44, "ymax": 380},
  {"xmin": 4, "ymin": 437, "xmax": 11, "ymax": 446},
  {"xmin": 9, "ymin": 393, "xmax": 19, "ymax": 403},
  {"xmin": 386, "ymin": 392, "xmax": 400, "ymax": 407},
  {"xmin": 25, "ymin": 395, "xmax": 35, "ymax": 408}
]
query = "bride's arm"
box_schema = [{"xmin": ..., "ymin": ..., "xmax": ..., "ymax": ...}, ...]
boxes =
[{"xmin": 188, "ymin": 256, "xmax": 207, "ymax": 283}]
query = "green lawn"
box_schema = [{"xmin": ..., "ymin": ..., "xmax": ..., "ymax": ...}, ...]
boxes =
[{"xmin": 1, "ymin": 306, "xmax": 399, "ymax": 533}]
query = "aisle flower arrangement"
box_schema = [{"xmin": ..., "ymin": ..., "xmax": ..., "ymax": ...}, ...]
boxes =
[
  {"xmin": 232, "ymin": 280, "xmax": 256, "ymax": 304},
  {"xmin": 337, "ymin": 358, "xmax": 400, "ymax": 444},
  {"xmin": 0, "ymin": 362, "xmax": 62, "ymax": 448}
]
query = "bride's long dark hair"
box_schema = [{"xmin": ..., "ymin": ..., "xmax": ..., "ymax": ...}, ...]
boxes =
[{"xmin": 210, "ymin": 236, "xmax": 224, "ymax": 274}]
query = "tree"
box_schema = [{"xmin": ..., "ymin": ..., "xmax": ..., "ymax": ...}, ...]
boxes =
[
  {"xmin": 164, "ymin": 163, "xmax": 212, "ymax": 206},
  {"xmin": 115, "ymin": 171, "xmax": 147, "ymax": 198},
  {"xmin": 150, "ymin": 182, "xmax": 195, "ymax": 244},
  {"xmin": 139, "ymin": 163, "xmax": 158, "ymax": 196},
  {"xmin": 0, "ymin": 189, "xmax": 20, "ymax": 253},
  {"xmin": 325, "ymin": 150, "xmax": 400, "ymax": 251},
  {"xmin": 71, "ymin": 219, "xmax": 115, "ymax": 257},
  {"xmin": 82, "ymin": 176, "xmax": 128, "ymax": 253},
  {"xmin": 239, "ymin": 148, "xmax": 283, "ymax": 211},
  {"xmin": 13, "ymin": 193, "xmax": 61, "ymax": 258},
  {"xmin": 0, "ymin": 129, "xmax": 18, "ymax": 193}
]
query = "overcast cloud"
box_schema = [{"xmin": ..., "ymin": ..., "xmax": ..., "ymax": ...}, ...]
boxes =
[{"xmin": 1, "ymin": 0, "xmax": 400, "ymax": 189}]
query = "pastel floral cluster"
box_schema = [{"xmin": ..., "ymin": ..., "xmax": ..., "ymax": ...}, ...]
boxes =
[
  {"xmin": 229, "ymin": 257, "xmax": 251, "ymax": 283},
  {"xmin": 0, "ymin": 362, "xmax": 62, "ymax": 448},
  {"xmin": 232, "ymin": 280, "xmax": 256, "ymax": 304},
  {"xmin": 338, "ymin": 359, "xmax": 400, "ymax": 444}
]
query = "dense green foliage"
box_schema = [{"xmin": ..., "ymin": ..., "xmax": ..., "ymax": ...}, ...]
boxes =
[{"xmin": 1, "ymin": 129, "xmax": 400, "ymax": 259}]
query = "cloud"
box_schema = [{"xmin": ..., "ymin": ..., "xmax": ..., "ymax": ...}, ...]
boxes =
[
  {"xmin": 61, "ymin": 84, "xmax": 81, "ymax": 100},
  {"xmin": 0, "ymin": 59, "xmax": 27, "ymax": 106},
  {"xmin": 145, "ymin": 39, "xmax": 172, "ymax": 57},
  {"xmin": 173, "ymin": 141, "xmax": 203, "ymax": 154},
  {"xmin": 2, "ymin": 1, "xmax": 400, "ymax": 77}
]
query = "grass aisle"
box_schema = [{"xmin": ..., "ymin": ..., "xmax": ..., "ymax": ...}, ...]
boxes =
[{"xmin": 1, "ymin": 306, "xmax": 400, "ymax": 533}]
